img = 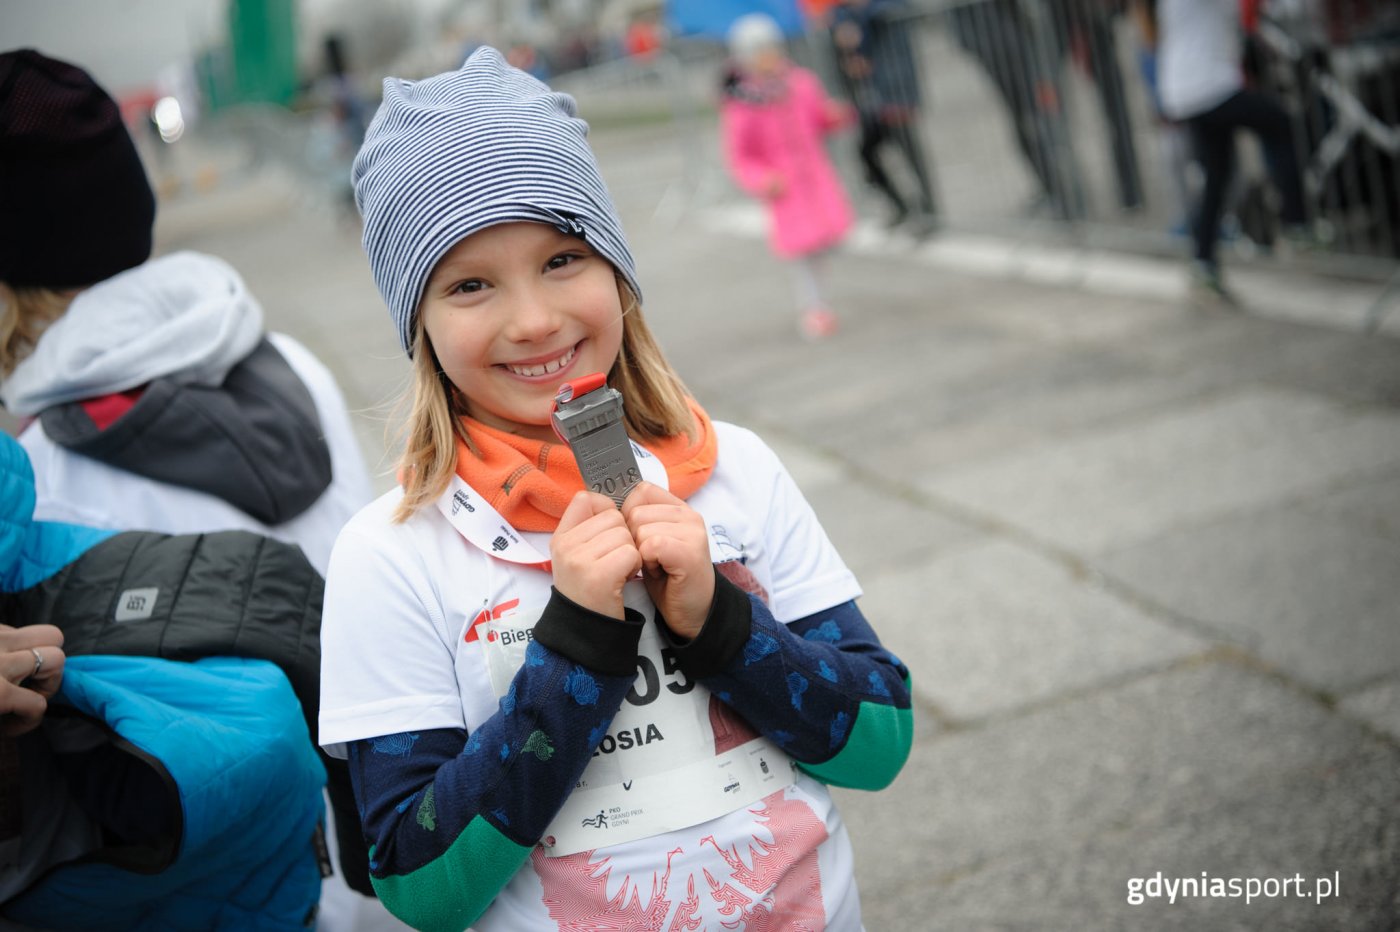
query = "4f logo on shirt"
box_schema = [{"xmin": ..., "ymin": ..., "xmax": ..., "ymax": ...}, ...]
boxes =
[{"xmin": 464, "ymin": 598, "xmax": 520, "ymax": 643}]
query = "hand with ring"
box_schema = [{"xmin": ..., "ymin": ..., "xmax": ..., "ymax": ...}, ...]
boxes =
[{"xmin": 1, "ymin": 623, "xmax": 66, "ymax": 737}]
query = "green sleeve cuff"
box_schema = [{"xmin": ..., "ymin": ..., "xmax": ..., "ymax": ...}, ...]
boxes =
[
  {"xmin": 370, "ymin": 815, "xmax": 529, "ymax": 932},
  {"xmin": 797, "ymin": 675, "xmax": 914, "ymax": 791}
]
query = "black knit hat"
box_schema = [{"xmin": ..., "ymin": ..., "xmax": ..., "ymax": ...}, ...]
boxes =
[{"xmin": 0, "ymin": 48, "xmax": 156, "ymax": 288}]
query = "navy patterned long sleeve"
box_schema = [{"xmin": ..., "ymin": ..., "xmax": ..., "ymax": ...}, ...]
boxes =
[
  {"xmin": 663, "ymin": 569, "xmax": 913, "ymax": 789},
  {"xmin": 348, "ymin": 575, "xmax": 912, "ymax": 930}
]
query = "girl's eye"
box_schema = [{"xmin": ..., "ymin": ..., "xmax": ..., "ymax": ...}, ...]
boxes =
[
  {"xmin": 546, "ymin": 253, "xmax": 582, "ymax": 271},
  {"xmin": 451, "ymin": 279, "xmax": 486, "ymax": 295}
]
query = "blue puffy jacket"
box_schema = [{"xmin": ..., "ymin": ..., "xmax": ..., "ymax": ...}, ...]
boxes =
[
  {"xmin": 1, "ymin": 433, "xmax": 327, "ymax": 928},
  {"xmin": 3, "ymin": 655, "xmax": 326, "ymax": 930}
]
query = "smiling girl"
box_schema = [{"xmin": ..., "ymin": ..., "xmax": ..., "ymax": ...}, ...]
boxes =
[{"xmin": 318, "ymin": 47, "xmax": 913, "ymax": 932}]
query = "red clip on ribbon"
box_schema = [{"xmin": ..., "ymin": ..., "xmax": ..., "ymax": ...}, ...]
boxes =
[
  {"xmin": 554, "ymin": 372, "xmax": 607, "ymax": 405},
  {"xmin": 551, "ymin": 372, "xmax": 608, "ymax": 443}
]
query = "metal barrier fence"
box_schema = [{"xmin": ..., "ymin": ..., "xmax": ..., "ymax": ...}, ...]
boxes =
[
  {"xmin": 819, "ymin": 0, "xmax": 1400, "ymax": 264},
  {"xmin": 1255, "ymin": 9, "xmax": 1400, "ymax": 259},
  {"xmin": 554, "ymin": 3, "xmax": 1398, "ymax": 280}
]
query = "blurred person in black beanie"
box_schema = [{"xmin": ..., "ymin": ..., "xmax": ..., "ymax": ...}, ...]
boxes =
[
  {"xmin": 0, "ymin": 44, "xmax": 371, "ymax": 581},
  {"xmin": 0, "ymin": 49, "xmax": 156, "ymax": 289},
  {"xmin": 0, "ymin": 47, "xmax": 384, "ymax": 931}
]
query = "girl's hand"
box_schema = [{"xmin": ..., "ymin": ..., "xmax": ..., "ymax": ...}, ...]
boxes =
[
  {"xmin": 551, "ymin": 491, "xmax": 643, "ymax": 620},
  {"xmin": 621, "ymin": 483, "xmax": 715, "ymax": 640}
]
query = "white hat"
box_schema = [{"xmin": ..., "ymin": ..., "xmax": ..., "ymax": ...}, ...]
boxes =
[{"xmin": 727, "ymin": 13, "xmax": 785, "ymax": 64}]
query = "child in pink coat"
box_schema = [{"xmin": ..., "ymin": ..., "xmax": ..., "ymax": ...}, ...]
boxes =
[{"xmin": 720, "ymin": 13, "xmax": 855, "ymax": 340}]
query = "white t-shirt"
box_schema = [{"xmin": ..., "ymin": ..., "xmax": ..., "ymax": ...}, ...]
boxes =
[
  {"xmin": 1157, "ymin": 0, "xmax": 1244, "ymax": 121},
  {"xmin": 320, "ymin": 422, "xmax": 866, "ymax": 930}
]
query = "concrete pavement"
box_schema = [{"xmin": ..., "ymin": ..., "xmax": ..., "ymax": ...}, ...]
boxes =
[{"xmin": 151, "ymin": 119, "xmax": 1400, "ymax": 930}]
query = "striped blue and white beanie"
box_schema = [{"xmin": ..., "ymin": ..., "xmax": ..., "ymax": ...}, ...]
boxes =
[{"xmin": 353, "ymin": 46, "xmax": 641, "ymax": 356}]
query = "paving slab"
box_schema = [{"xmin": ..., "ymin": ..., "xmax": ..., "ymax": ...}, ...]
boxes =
[
  {"xmin": 701, "ymin": 428, "xmax": 983, "ymax": 581},
  {"xmin": 831, "ymin": 345, "xmax": 1227, "ymax": 480},
  {"xmin": 1098, "ymin": 470, "xmax": 1400, "ymax": 693},
  {"xmin": 1294, "ymin": 472, "xmax": 1400, "ymax": 544},
  {"xmin": 1248, "ymin": 327, "xmax": 1400, "ymax": 406},
  {"xmin": 854, "ymin": 539, "xmax": 1205, "ymax": 721},
  {"xmin": 1340, "ymin": 678, "xmax": 1400, "ymax": 743},
  {"xmin": 853, "ymin": 368, "xmax": 1219, "ymax": 480},
  {"xmin": 907, "ymin": 744, "xmax": 1400, "ymax": 930},
  {"xmin": 1122, "ymin": 309, "xmax": 1400, "ymax": 407},
  {"xmin": 831, "ymin": 661, "xmax": 1400, "ymax": 930},
  {"xmin": 802, "ymin": 482, "xmax": 984, "ymax": 583},
  {"xmin": 919, "ymin": 387, "xmax": 1400, "ymax": 554}
]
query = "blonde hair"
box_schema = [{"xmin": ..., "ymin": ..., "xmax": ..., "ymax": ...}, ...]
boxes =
[
  {"xmin": 0, "ymin": 282, "xmax": 73, "ymax": 377},
  {"xmin": 392, "ymin": 275, "xmax": 694, "ymax": 522}
]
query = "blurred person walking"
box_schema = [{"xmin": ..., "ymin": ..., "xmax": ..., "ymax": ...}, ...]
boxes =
[
  {"xmin": 720, "ymin": 13, "xmax": 857, "ymax": 339},
  {"xmin": 0, "ymin": 47, "xmax": 382, "ymax": 928},
  {"xmin": 829, "ymin": 0, "xmax": 940, "ymax": 233},
  {"xmin": 1131, "ymin": 14, "xmax": 1194, "ymax": 237},
  {"xmin": 310, "ymin": 34, "xmax": 371, "ymax": 221},
  {"xmin": 950, "ymin": 0, "xmax": 1086, "ymax": 220},
  {"xmin": 1140, "ymin": 0, "xmax": 1311, "ymax": 306},
  {"xmin": 323, "ymin": 34, "xmax": 369, "ymax": 156},
  {"xmin": 1053, "ymin": 0, "xmax": 1145, "ymax": 210}
]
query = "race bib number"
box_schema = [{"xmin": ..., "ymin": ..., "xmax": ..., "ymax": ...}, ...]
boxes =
[{"xmin": 479, "ymin": 581, "xmax": 794, "ymax": 856}]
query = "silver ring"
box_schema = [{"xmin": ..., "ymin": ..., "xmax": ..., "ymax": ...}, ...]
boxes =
[{"xmin": 29, "ymin": 647, "xmax": 43, "ymax": 679}]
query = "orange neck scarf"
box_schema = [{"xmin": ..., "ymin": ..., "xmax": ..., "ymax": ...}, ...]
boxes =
[{"xmin": 453, "ymin": 399, "xmax": 717, "ymax": 532}]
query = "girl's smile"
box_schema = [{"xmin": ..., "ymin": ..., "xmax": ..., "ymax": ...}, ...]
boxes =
[
  {"xmin": 420, "ymin": 221, "xmax": 625, "ymax": 441},
  {"xmin": 500, "ymin": 341, "xmax": 578, "ymax": 379}
]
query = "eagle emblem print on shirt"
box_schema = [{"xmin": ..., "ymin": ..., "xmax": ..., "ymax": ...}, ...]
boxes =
[{"xmin": 529, "ymin": 786, "xmax": 829, "ymax": 930}]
